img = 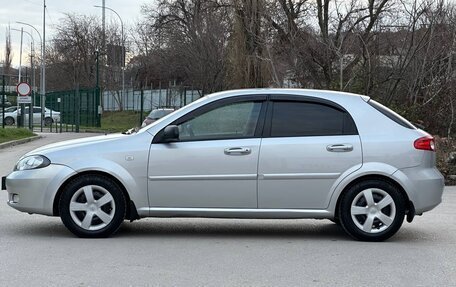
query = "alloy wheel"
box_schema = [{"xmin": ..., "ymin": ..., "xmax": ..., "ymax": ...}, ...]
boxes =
[
  {"xmin": 69, "ymin": 185, "xmax": 116, "ymax": 231},
  {"xmin": 350, "ymin": 188, "xmax": 396, "ymax": 234}
]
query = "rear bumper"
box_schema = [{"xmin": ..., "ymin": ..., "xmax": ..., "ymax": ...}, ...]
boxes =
[{"xmin": 392, "ymin": 166, "xmax": 444, "ymax": 214}]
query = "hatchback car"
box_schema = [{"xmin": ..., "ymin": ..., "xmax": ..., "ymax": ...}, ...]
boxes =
[{"xmin": 2, "ymin": 89, "xmax": 444, "ymax": 241}]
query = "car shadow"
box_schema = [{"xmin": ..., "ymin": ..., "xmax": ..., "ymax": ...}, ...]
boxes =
[
  {"xmin": 116, "ymin": 218, "xmax": 352, "ymax": 241},
  {"xmin": 116, "ymin": 218, "xmax": 440, "ymax": 243},
  {"xmin": 9, "ymin": 217, "xmax": 434, "ymax": 242}
]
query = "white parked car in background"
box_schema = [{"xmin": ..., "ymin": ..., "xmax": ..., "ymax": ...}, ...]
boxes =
[
  {"xmin": 0, "ymin": 106, "xmax": 60, "ymax": 126},
  {"xmin": 2, "ymin": 89, "xmax": 444, "ymax": 241}
]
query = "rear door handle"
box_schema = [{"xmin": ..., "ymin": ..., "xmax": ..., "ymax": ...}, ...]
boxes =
[
  {"xmin": 224, "ymin": 147, "xmax": 251, "ymax": 155},
  {"xmin": 326, "ymin": 144, "xmax": 353, "ymax": 152}
]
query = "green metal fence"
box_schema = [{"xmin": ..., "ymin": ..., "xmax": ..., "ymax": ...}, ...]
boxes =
[{"xmin": 40, "ymin": 88, "xmax": 101, "ymax": 131}]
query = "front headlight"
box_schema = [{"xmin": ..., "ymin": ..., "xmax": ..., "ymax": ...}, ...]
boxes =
[{"xmin": 14, "ymin": 155, "xmax": 51, "ymax": 171}]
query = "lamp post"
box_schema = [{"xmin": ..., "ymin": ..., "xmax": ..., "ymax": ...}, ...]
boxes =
[
  {"xmin": 16, "ymin": 19, "xmax": 45, "ymax": 132},
  {"xmin": 94, "ymin": 5, "xmax": 125, "ymax": 103}
]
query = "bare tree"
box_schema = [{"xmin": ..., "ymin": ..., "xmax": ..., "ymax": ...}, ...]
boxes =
[
  {"xmin": 227, "ymin": 0, "xmax": 269, "ymax": 88},
  {"xmin": 140, "ymin": 0, "xmax": 231, "ymax": 93},
  {"xmin": 46, "ymin": 14, "xmax": 128, "ymax": 109},
  {"xmin": 3, "ymin": 26, "xmax": 13, "ymax": 76}
]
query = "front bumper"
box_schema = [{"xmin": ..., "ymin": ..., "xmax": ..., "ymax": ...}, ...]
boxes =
[{"xmin": 5, "ymin": 164, "xmax": 76, "ymax": 216}]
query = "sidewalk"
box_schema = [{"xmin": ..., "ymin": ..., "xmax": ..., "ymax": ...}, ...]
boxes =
[{"xmin": 0, "ymin": 135, "xmax": 42, "ymax": 149}]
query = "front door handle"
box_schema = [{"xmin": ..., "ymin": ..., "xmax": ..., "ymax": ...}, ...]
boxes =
[
  {"xmin": 326, "ymin": 144, "xmax": 353, "ymax": 152},
  {"xmin": 224, "ymin": 147, "xmax": 251, "ymax": 155}
]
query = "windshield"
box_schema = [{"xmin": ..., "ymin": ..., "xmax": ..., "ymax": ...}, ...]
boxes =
[
  {"xmin": 148, "ymin": 109, "xmax": 174, "ymax": 119},
  {"xmin": 2, "ymin": 106, "xmax": 17, "ymax": 113}
]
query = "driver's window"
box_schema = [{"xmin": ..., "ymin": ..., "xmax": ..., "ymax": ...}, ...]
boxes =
[{"xmin": 178, "ymin": 101, "xmax": 262, "ymax": 141}]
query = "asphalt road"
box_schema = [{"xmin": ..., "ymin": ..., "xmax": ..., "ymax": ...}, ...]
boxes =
[{"xmin": 0, "ymin": 132, "xmax": 455, "ymax": 286}]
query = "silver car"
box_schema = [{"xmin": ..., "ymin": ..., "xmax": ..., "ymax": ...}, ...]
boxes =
[
  {"xmin": 2, "ymin": 89, "xmax": 444, "ymax": 241},
  {"xmin": 0, "ymin": 106, "xmax": 60, "ymax": 126}
]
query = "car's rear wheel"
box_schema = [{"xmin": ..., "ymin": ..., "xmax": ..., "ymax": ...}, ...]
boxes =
[
  {"xmin": 339, "ymin": 179, "xmax": 406, "ymax": 241},
  {"xmin": 4, "ymin": 117, "xmax": 14, "ymax": 125},
  {"xmin": 59, "ymin": 175, "xmax": 126, "ymax": 238}
]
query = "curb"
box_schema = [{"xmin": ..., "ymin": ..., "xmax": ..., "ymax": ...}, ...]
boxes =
[{"xmin": 0, "ymin": 135, "xmax": 42, "ymax": 150}]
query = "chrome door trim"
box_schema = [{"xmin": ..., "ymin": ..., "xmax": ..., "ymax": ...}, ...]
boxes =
[
  {"xmin": 138, "ymin": 207, "xmax": 332, "ymax": 219},
  {"xmin": 259, "ymin": 173, "xmax": 340, "ymax": 180},
  {"xmin": 148, "ymin": 174, "xmax": 257, "ymax": 181}
]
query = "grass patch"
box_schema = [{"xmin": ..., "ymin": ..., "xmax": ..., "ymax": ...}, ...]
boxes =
[
  {"xmin": 62, "ymin": 111, "xmax": 148, "ymax": 133},
  {"xmin": 0, "ymin": 128, "xmax": 36, "ymax": 144},
  {"xmin": 99, "ymin": 111, "xmax": 145, "ymax": 133}
]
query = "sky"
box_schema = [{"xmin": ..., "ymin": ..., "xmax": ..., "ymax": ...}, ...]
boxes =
[{"xmin": 0, "ymin": 0, "xmax": 148, "ymax": 68}]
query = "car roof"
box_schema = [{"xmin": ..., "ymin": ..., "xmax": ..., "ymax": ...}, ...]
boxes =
[{"xmin": 202, "ymin": 88, "xmax": 370, "ymax": 102}]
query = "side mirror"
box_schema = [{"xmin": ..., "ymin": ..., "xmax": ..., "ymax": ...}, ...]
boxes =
[{"xmin": 162, "ymin": 125, "xmax": 179, "ymax": 142}]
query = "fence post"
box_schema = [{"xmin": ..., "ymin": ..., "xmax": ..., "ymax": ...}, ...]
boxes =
[
  {"xmin": 49, "ymin": 95, "xmax": 53, "ymax": 133},
  {"xmin": 139, "ymin": 89, "xmax": 144, "ymax": 127},
  {"xmin": 59, "ymin": 97, "xmax": 62, "ymax": 133},
  {"xmin": 76, "ymin": 85, "xmax": 80, "ymax": 133},
  {"xmin": 1, "ymin": 75, "xmax": 5, "ymax": 129}
]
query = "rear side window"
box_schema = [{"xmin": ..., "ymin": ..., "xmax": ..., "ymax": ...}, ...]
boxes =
[
  {"xmin": 270, "ymin": 101, "xmax": 357, "ymax": 137},
  {"xmin": 368, "ymin": 100, "xmax": 415, "ymax": 129}
]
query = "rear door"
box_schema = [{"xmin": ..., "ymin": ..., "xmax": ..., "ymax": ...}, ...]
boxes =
[{"xmin": 258, "ymin": 96, "xmax": 362, "ymax": 209}]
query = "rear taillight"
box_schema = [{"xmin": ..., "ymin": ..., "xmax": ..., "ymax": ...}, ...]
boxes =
[{"xmin": 414, "ymin": 136, "xmax": 435, "ymax": 151}]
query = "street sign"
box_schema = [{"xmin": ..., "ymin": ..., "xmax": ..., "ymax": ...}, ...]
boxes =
[
  {"xmin": 16, "ymin": 82, "xmax": 31, "ymax": 96},
  {"xmin": 16, "ymin": 82, "xmax": 32, "ymax": 104}
]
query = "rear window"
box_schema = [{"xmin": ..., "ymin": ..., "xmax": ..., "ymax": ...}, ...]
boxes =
[{"xmin": 368, "ymin": 100, "xmax": 415, "ymax": 129}]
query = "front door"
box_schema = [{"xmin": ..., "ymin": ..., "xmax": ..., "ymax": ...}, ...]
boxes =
[{"xmin": 148, "ymin": 96, "xmax": 266, "ymax": 208}]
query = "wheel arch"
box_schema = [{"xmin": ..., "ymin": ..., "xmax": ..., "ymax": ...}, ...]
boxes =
[
  {"xmin": 333, "ymin": 174, "xmax": 414, "ymax": 220},
  {"xmin": 53, "ymin": 170, "xmax": 140, "ymax": 221}
]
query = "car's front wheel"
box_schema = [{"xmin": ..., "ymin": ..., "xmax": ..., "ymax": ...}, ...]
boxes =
[
  {"xmin": 59, "ymin": 175, "xmax": 126, "ymax": 238},
  {"xmin": 338, "ymin": 179, "xmax": 406, "ymax": 241}
]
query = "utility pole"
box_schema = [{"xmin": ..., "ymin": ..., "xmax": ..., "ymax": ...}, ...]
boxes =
[
  {"xmin": 30, "ymin": 42, "xmax": 35, "ymax": 130},
  {"xmin": 95, "ymin": 49, "xmax": 100, "ymax": 89},
  {"xmin": 42, "ymin": 0, "xmax": 46, "ymax": 132},
  {"xmin": 95, "ymin": 3, "xmax": 124, "ymax": 111},
  {"xmin": 95, "ymin": 49, "xmax": 101, "ymax": 127},
  {"xmin": 18, "ymin": 27, "xmax": 25, "ymax": 127},
  {"xmin": 2, "ymin": 75, "xmax": 5, "ymax": 128},
  {"xmin": 12, "ymin": 28, "xmax": 35, "ymax": 129},
  {"xmin": 16, "ymin": 21, "xmax": 44, "ymax": 131},
  {"xmin": 18, "ymin": 28, "xmax": 23, "ymax": 83},
  {"xmin": 102, "ymin": 0, "xmax": 105, "ymax": 111}
]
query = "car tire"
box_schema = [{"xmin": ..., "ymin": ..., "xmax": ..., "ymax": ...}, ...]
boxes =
[
  {"xmin": 59, "ymin": 175, "xmax": 126, "ymax": 238},
  {"xmin": 4, "ymin": 117, "xmax": 14, "ymax": 125},
  {"xmin": 338, "ymin": 179, "xmax": 406, "ymax": 242},
  {"xmin": 44, "ymin": 117, "xmax": 53, "ymax": 126}
]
